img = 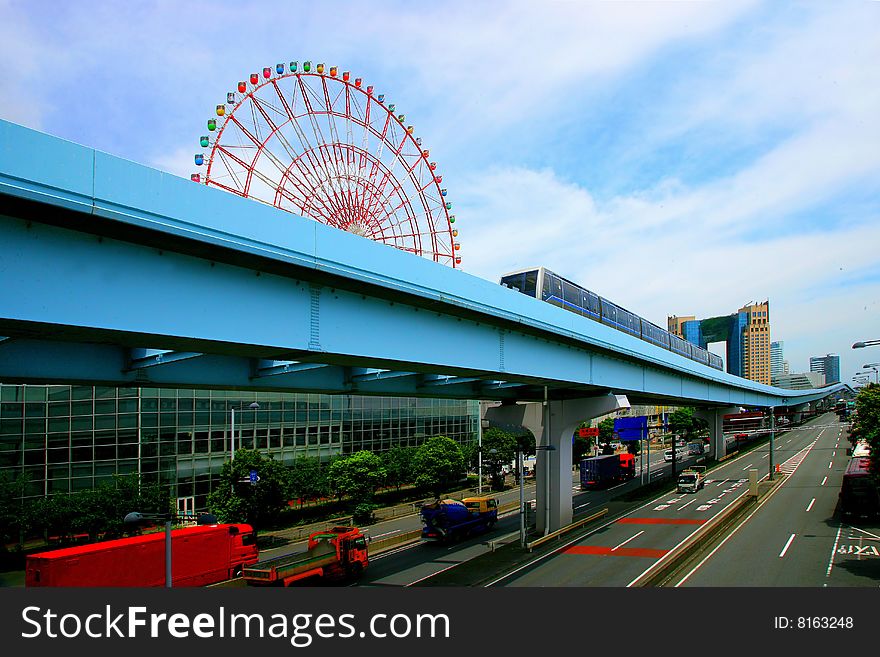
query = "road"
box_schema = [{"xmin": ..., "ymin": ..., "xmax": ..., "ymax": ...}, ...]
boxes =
[
  {"xmin": 676, "ymin": 415, "xmax": 879, "ymax": 586},
  {"xmin": 489, "ymin": 415, "xmax": 834, "ymax": 587}
]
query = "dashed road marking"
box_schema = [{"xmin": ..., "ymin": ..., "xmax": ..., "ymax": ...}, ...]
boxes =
[{"xmin": 779, "ymin": 533, "xmax": 796, "ymax": 558}]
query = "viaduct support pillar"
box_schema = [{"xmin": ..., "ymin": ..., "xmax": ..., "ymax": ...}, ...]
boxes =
[
  {"xmin": 487, "ymin": 394, "xmax": 630, "ymax": 534},
  {"xmin": 693, "ymin": 406, "xmax": 740, "ymax": 460}
]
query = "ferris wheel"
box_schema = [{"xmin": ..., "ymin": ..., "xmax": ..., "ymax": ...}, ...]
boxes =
[{"xmin": 192, "ymin": 61, "xmax": 461, "ymax": 267}]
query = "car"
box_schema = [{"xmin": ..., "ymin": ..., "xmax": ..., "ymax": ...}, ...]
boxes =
[{"xmin": 664, "ymin": 447, "xmax": 688, "ymax": 462}]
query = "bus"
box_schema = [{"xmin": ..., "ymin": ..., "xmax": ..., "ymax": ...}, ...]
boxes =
[{"xmin": 839, "ymin": 457, "xmax": 880, "ymax": 519}]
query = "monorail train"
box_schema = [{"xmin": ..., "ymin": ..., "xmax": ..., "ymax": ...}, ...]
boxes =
[{"xmin": 499, "ymin": 267, "xmax": 724, "ymax": 371}]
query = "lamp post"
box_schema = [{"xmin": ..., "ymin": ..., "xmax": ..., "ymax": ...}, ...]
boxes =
[
  {"xmin": 477, "ymin": 417, "xmax": 485, "ymax": 494},
  {"xmin": 230, "ymin": 401, "xmax": 261, "ymax": 462},
  {"xmin": 123, "ymin": 512, "xmax": 219, "ymax": 588},
  {"xmin": 535, "ymin": 444, "xmax": 556, "ymax": 536},
  {"xmin": 862, "ymin": 364, "xmax": 880, "ymax": 384},
  {"xmin": 853, "ymin": 340, "xmax": 880, "ymax": 349},
  {"xmin": 518, "ymin": 448, "xmax": 526, "ymax": 548},
  {"xmin": 124, "ymin": 511, "xmax": 174, "ymax": 588}
]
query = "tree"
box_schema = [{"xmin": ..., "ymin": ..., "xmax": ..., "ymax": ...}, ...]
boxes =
[
  {"xmin": 382, "ymin": 446, "xmax": 417, "ymax": 491},
  {"xmin": 668, "ymin": 407, "xmax": 700, "ymax": 441},
  {"xmin": 626, "ymin": 440, "xmax": 641, "ymax": 455},
  {"xmin": 0, "ymin": 472, "xmax": 28, "ymax": 550},
  {"xmin": 207, "ymin": 449, "xmax": 291, "ymax": 528},
  {"xmin": 598, "ymin": 418, "xmax": 616, "ymax": 446},
  {"xmin": 482, "ymin": 427, "xmax": 517, "ymax": 491},
  {"xmin": 854, "ymin": 384, "xmax": 880, "ymax": 480},
  {"xmin": 413, "ymin": 436, "xmax": 465, "ymax": 498},
  {"xmin": 287, "ymin": 456, "xmax": 328, "ymax": 507},
  {"xmin": 327, "ymin": 451, "xmax": 386, "ymax": 505},
  {"xmin": 572, "ymin": 436, "xmax": 592, "ymax": 464}
]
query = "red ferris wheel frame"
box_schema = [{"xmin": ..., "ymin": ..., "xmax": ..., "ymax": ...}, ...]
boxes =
[{"xmin": 194, "ymin": 64, "xmax": 460, "ymax": 267}]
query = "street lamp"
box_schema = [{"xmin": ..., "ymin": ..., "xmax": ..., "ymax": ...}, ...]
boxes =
[
  {"xmin": 853, "ymin": 340, "xmax": 880, "ymax": 349},
  {"xmin": 856, "ymin": 371, "xmax": 875, "ymax": 386},
  {"xmin": 534, "ymin": 444, "xmax": 557, "ymax": 537},
  {"xmin": 124, "ymin": 512, "xmax": 218, "ymax": 588},
  {"xmin": 230, "ymin": 401, "xmax": 261, "ymax": 461},
  {"xmin": 862, "ymin": 364, "xmax": 880, "ymax": 384}
]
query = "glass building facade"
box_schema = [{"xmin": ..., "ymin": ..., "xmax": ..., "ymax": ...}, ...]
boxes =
[{"xmin": 0, "ymin": 384, "xmax": 478, "ymax": 513}]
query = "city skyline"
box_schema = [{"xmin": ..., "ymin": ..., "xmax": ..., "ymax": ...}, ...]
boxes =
[{"xmin": 1, "ymin": 1, "xmax": 876, "ymax": 388}]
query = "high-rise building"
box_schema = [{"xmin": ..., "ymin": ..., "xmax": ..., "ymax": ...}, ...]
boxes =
[
  {"xmin": 775, "ymin": 371, "xmax": 825, "ymax": 390},
  {"xmin": 810, "ymin": 354, "xmax": 840, "ymax": 384},
  {"xmin": 668, "ymin": 300, "xmax": 771, "ymax": 384},
  {"xmin": 770, "ymin": 341, "xmax": 785, "ymax": 385}
]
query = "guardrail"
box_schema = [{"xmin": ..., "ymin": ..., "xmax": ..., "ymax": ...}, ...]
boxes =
[
  {"xmin": 369, "ymin": 529, "xmax": 423, "ymax": 554},
  {"xmin": 525, "ymin": 508, "xmax": 609, "ymax": 552}
]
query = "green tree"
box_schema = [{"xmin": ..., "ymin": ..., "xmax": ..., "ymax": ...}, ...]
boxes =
[
  {"xmin": 382, "ymin": 446, "xmax": 417, "ymax": 491},
  {"xmin": 515, "ymin": 430, "xmax": 537, "ymax": 458},
  {"xmin": 207, "ymin": 449, "xmax": 291, "ymax": 528},
  {"xmin": 0, "ymin": 472, "xmax": 28, "ymax": 550},
  {"xmin": 413, "ymin": 436, "xmax": 465, "ymax": 498},
  {"xmin": 854, "ymin": 384, "xmax": 880, "ymax": 479},
  {"xmin": 287, "ymin": 456, "xmax": 328, "ymax": 507},
  {"xmin": 482, "ymin": 427, "xmax": 517, "ymax": 491},
  {"xmin": 327, "ymin": 451, "xmax": 386, "ymax": 505},
  {"xmin": 572, "ymin": 436, "xmax": 592, "ymax": 464},
  {"xmin": 598, "ymin": 418, "xmax": 616, "ymax": 445},
  {"xmin": 668, "ymin": 407, "xmax": 701, "ymax": 441}
]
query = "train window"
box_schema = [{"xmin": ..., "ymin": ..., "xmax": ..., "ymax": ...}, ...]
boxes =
[
  {"xmin": 523, "ymin": 270, "xmax": 538, "ymax": 298},
  {"xmin": 542, "ymin": 272, "xmax": 552, "ymax": 301},
  {"xmin": 500, "ymin": 273, "xmax": 526, "ymax": 292},
  {"xmin": 563, "ymin": 280, "xmax": 582, "ymax": 310}
]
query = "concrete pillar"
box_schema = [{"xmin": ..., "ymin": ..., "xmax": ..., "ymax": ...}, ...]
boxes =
[
  {"xmin": 693, "ymin": 406, "xmax": 740, "ymax": 460},
  {"xmin": 487, "ymin": 394, "xmax": 631, "ymax": 534}
]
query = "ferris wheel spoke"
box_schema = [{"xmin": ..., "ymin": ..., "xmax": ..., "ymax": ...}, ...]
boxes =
[{"xmin": 201, "ymin": 66, "xmax": 460, "ymax": 266}]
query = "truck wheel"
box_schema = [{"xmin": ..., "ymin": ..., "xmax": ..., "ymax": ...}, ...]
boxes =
[
  {"xmin": 347, "ymin": 562, "xmax": 363, "ymax": 579},
  {"xmin": 232, "ymin": 565, "xmax": 243, "ymax": 579}
]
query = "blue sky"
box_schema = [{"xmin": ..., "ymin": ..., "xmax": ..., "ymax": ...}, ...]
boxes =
[{"xmin": 2, "ymin": 0, "xmax": 878, "ymax": 387}]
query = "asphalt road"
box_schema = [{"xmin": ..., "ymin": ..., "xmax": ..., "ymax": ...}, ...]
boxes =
[
  {"xmin": 676, "ymin": 415, "xmax": 879, "ymax": 586},
  {"xmin": 488, "ymin": 415, "xmax": 833, "ymax": 587}
]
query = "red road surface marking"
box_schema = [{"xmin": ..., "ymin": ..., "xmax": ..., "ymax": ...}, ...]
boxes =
[
  {"xmin": 562, "ymin": 545, "xmax": 668, "ymax": 558},
  {"xmin": 617, "ymin": 517, "xmax": 708, "ymax": 525}
]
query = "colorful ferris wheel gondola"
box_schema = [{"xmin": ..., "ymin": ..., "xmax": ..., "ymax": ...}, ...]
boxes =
[{"xmin": 193, "ymin": 61, "xmax": 460, "ymax": 267}]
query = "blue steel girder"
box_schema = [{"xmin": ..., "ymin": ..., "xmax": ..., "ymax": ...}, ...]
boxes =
[{"xmin": 0, "ymin": 119, "xmax": 845, "ymax": 408}]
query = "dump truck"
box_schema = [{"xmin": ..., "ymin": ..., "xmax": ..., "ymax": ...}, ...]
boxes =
[
  {"xmin": 243, "ymin": 526, "xmax": 368, "ymax": 586},
  {"xmin": 677, "ymin": 466, "xmax": 707, "ymax": 493},
  {"xmin": 420, "ymin": 496, "xmax": 498, "ymax": 542},
  {"xmin": 580, "ymin": 453, "xmax": 636, "ymax": 489},
  {"xmin": 26, "ymin": 523, "xmax": 258, "ymax": 587}
]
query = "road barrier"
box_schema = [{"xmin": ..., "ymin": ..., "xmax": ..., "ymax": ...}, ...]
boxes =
[
  {"xmin": 525, "ymin": 508, "xmax": 609, "ymax": 552},
  {"xmin": 369, "ymin": 529, "xmax": 423, "ymax": 554}
]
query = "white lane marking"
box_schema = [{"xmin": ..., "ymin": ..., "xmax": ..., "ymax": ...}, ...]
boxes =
[
  {"xmin": 371, "ymin": 529, "xmax": 401, "ymax": 539},
  {"xmin": 677, "ymin": 499, "xmax": 695, "ymax": 511},
  {"xmin": 715, "ymin": 480, "xmax": 725, "ymax": 486},
  {"xmin": 779, "ymin": 534, "xmax": 796, "ymax": 558},
  {"xmin": 611, "ymin": 530, "xmax": 644, "ymax": 551},
  {"xmin": 828, "ymin": 461, "xmax": 833, "ymax": 469},
  {"xmin": 806, "ymin": 498, "xmax": 815, "ymax": 512},
  {"xmin": 574, "ymin": 502, "xmax": 592, "ymax": 510},
  {"xmin": 821, "ymin": 476, "xmax": 827, "ymax": 486},
  {"xmin": 761, "ymin": 454, "xmax": 768, "ymax": 459},
  {"xmin": 827, "ymin": 525, "xmax": 843, "ymax": 577},
  {"xmin": 832, "ymin": 451, "xmax": 836, "ymax": 457},
  {"xmin": 742, "ymin": 464, "xmax": 754, "ymax": 470}
]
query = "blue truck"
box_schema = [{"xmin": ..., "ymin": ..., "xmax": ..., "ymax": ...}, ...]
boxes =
[
  {"xmin": 420, "ymin": 496, "xmax": 499, "ymax": 542},
  {"xmin": 580, "ymin": 453, "xmax": 636, "ymax": 489}
]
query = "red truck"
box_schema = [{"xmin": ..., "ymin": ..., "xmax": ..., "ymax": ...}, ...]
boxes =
[
  {"xmin": 243, "ymin": 526, "xmax": 369, "ymax": 586},
  {"xmin": 25, "ymin": 523, "xmax": 258, "ymax": 587}
]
